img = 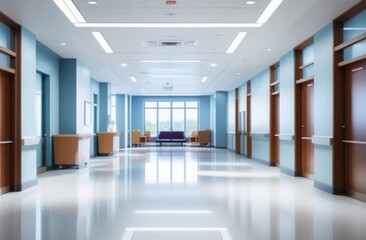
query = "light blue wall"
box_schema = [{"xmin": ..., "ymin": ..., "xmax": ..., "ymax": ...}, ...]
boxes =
[
  {"xmin": 116, "ymin": 94, "xmax": 127, "ymax": 148},
  {"xmin": 20, "ymin": 27, "xmax": 37, "ymax": 186},
  {"xmin": 227, "ymin": 90, "xmax": 235, "ymax": 151},
  {"xmin": 99, "ymin": 83, "xmax": 110, "ymax": 132},
  {"xmin": 214, "ymin": 91, "xmax": 228, "ymax": 148},
  {"xmin": 36, "ymin": 42, "xmax": 60, "ymax": 167},
  {"xmin": 314, "ymin": 23, "xmax": 334, "ymax": 187},
  {"xmin": 59, "ymin": 59, "xmax": 77, "ymax": 134},
  {"xmin": 239, "ymin": 84, "xmax": 247, "ymax": 155},
  {"xmin": 251, "ymin": 69, "xmax": 270, "ymax": 163},
  {"xmin": 343, "ymin": 9, "xmax": 366, "ymax": 60},
  {"xmin": 210, "ymin": 95, "xmax": 216, "ymax": 146},
  {"xmin": 279, "ymin": 50, "xmax": 296, "ymax": 173},
  {"xmin": 76, "ymin": 61, "xmax": 92, "ymax": 134},
  {"xmin": 59, "ymin": 59, "xmax": 93, "ymax": 134},
  {"xmin": 90, "ymin": 79, "xmax": 99, "ymax": 156},
  {"xmin": 130, "ymin": 96, "xmax": 211, "ymax": 133},
  {"xmin": 0, "ymin": 22, "xmax": 11, "ymax": 67}
]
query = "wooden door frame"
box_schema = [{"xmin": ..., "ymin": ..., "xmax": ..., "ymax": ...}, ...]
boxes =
[
  {"xmin": 0, "ymin": 12, "xmax": 21, "ymax": 192},
  {"xmin": 235, "ymin": 88, "xmax": 240, "ymax": 154},
  {"xmin": 246, "ymin": 81, "xmax": 252, "ymax": 158},
  {"xmin": 294, "ymin": 37, "xmax": 314, "ymax": 177},
  {"xmin": 333, "ymin": 1, "xmax": 366, "ymax": 195},
  {"xmin": 270, "ymin": 62, "xmax": 280, "ymax": 166}
]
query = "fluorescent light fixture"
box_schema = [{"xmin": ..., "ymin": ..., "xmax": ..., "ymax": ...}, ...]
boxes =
[
  {"xmin": 226, "ymin": 32, "xmax": 247, "ymax": 54},
  {"xmin": 201, "ymin": 77, "xmax": 208, "ymax": 83},
  {"xmin": 257, "ymin": 0, "xmax": 283, "ymax": 24},
  {"xmin": 140, "ymin": 60, "xmax": 201, "ymax": 63},
  {"xmin": 130, "ymin": 77, "xmax": 137, "ymax": 82},
  {"xmin": 121, "ymin": 63, "xmax": 128, "ymax": 67},
  {"xmin": 344, "ymin": 27, "xmax": 366, "ymax": 31},
  {"xmin": 92, "ymin": 32, "xmax": 113, "ymax": 53},
  {"xmin": 75, "ymin": 22, "xmax": 262, "ymax": 28},
  {"xmin": 53, "ymin": 0, "xmax": 86, "ymax": 23},
  {"xmin": 135, "ymin": 210, "xmax": 212, "ymax": 214}
]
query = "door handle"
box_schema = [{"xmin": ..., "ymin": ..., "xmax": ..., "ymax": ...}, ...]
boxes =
[{"xmin": 352, "ymin": 67, "xmax": 364, "ymax": 73}]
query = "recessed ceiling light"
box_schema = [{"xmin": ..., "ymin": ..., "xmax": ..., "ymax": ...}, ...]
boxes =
[
  {"xmin": 266, "ymin": 48, "xmax": 272, "ymax": 51},
  {"xmin": 88, "ymin": 1, "xmax": 97, "ymax": 5},
  {"xmin": 237, "ymin": 72, "xmax": 241, "ymax": 75},
  {"xmin": 92, "ymin": 32, "xmax": 114, "ymax": 53},
  {"xmin": 53, "ymin": 0, "xmax": 86, "ymax": 23},
  {"xmin": 210, "ymin": 63, "xmax": 218, "ymax": 67},
  {"xmin": 246, "ymin": 1, "xmax": 256, "ymax": 5},
  {"xmin": 121, "ymin": 63, "xmax": 128, "ymax": 67},
  {"xmin": 257, "ymin": 0, "xmax": 283, "ymax": 24},
  {"xmin": 201, "ymin": 77, "xmax": 208, "ymax": 83},
  {"xmin": 75, "ymin": 23, "xmax": 262, "ymax": 28},
  {"xmin": 226, "ymin": 32, "xmax": 247, "ymax": 54},
  {"xmin": 130, "ymin": 77, "xmax": 137, "ymax": 82},
  {"xmin": 60, "ymin": 43, "xmax": 67, "ymax": 46}
]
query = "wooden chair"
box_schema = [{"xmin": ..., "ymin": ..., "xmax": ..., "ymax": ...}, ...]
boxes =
[
  {"xmin": 144, "ymin": 131, "xmax": 151, "ymax": 143},
  {"xmin": 131, "ymin": 130, "xmax": 146, "ymax": 147},
  {"xmin": 190, "ymin": 131, "xmax": 198, "ymax": 145}
]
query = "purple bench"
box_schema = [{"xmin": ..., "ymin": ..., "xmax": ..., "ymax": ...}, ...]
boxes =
[{"xmin": 156, "ymin": 131, "xmax": 186, "ymax": 146}]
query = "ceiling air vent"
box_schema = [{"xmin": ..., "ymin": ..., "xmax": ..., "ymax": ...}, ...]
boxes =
[{"xmin": 144, "ymin": 40, "xmax": 197, "ymax": 47}]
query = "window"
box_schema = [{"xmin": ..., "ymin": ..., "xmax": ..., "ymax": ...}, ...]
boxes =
[{"xmin": 144, "ymin": 100, "xmax": 199, "ymax": 137}]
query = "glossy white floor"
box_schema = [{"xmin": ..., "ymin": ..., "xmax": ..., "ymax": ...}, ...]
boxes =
[{"xmin": 1, "ymin": 147, "xmax": 366, "ymax": 240}]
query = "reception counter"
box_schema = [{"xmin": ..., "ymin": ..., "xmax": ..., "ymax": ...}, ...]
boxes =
[{"xmin": 53, "ymin": 134, "xmax": 92, "ymax": 169}]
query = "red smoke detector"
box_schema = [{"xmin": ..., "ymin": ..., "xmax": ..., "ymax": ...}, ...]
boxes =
[{"xmin": 166, "ymin": 0, "xmax": 176, "ymax": 5}]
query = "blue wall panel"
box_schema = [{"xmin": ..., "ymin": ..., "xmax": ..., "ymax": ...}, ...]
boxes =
[
  {"xmin": 215, "ymin": 92, "xmax": 227, "ymax": 148},
  {"xmin": 99, "ymin": 83, "xmax": 110, "ymax": 132},
  {"xmin": 279, "ymin": 50, "xmax": 295, "ymax": 172},
  {"xmin": 130, "ymin": 96, "xmax": 211, "ymax": 133},
  {"xmin": 116, "ymin": 94, "xmax": 126, "ymax": 148},
  {"xmin": 314, "ymin": 23, "xmax": 334, "ymax": 187},
  {"xmin": 36, "ymin": 42, "xmax": 60, "ymax": 167},
  {"xmin": 76, "ymin": 61, "xmax": 92, "ymax": 134},
  {"xmin": 251, "ymin": 69, "xmax": 270, "ymax": 163},
  {"xmin": 59, "ymin": 59, "xmax": 77, "ymax": 134},
  {"xmin": 21, "ymin": 27, "xmax": 37, "ymax": 185}
]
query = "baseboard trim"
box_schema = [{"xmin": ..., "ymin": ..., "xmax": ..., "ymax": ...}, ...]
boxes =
[
  {"xmin": 280, "ymin": 166, "xmax": 302, "ymax": 177},
  {"xmin": 11, "ymin": 179, "xmax": 38, "ymax": 192},
  {"xmin": 314, "ymin": 181, "xmax": 333, "ymax": 194},
  {"xmin": 314, "ymin": 181, "xmax": 345, "ymax": 195},
  {"xmin": 252, "ymin": 157, "xmax": 271, "ymax": 166},
  {"xmin": 346, "ymin": 190, "xmax": 366, "ymax": 202},
  {"xmin": 37, "ymin": 166, "xmax": 47, "ymax": 175},
  {"xmin": 0, "ymin": 186, "xmax": 10, "ymax": 195}
]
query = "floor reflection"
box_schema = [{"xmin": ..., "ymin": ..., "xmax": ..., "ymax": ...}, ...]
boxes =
[{"xmin": 0, "ymin": 147, "xmax": 366, "ymax": 240}]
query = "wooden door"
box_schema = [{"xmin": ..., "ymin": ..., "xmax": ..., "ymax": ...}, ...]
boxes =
[
  {"xmin": 301, "ymin": 81, "xmax": 314, "ymax": 178},
  {"xmin": 247, "ymin": 93, "xmax": 252, "ymax": 158},
  {"xmin": 0, "ymin": 71, "xmax": 11, "ymax": 193},
  {"xmin": 271, "ymin": 93, "xmax": 280, "ymax": 166},
  {"xmin": 344, "ymin": 60, "xmax": 366, "ymax": 199}
]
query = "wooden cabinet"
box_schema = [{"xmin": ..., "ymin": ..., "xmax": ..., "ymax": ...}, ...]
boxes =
[
  {"xmin": 97, "ymin": 132, "xmax": 120, "ymax": 155},
  {"xmin": 53, "ymin": 134, "xmax": 92, "ymax": 169},
  {"xmin": 198, "ymin": 131, "xmax": 211, "ymax": 146}
]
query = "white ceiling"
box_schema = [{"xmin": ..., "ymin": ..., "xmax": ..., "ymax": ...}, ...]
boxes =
[{"xmin": 0, "ymin": 0, "xmax": 361, "ymax": 95}]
